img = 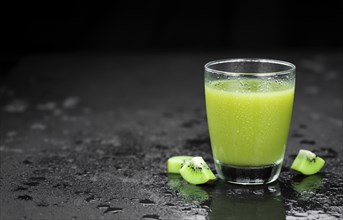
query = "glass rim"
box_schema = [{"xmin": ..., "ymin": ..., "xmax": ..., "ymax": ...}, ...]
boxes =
[{"xmin": 204, "ymin": 58, "xmax": 296, "ymax": 76}]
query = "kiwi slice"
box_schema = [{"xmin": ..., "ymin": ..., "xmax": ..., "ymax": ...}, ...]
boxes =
[
  {"xmin": 167, "ymin": 156, "xmax": 193, "ymax": 174},
  {"xmin": 180, "ymin": 156, "xmax": 216, "ymax": 185},
  {"xmin": 291, "ymin": 149, "xmax": 325, "ymax": 175}
]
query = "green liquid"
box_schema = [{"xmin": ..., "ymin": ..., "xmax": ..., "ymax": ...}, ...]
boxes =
[{"xmin": 205, "ymin": 79, "xmax": 294, "ymax": 166}]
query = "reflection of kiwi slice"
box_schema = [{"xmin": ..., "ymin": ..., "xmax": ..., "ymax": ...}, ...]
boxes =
[
  {"xmin": 292, "ymin": 174, "xmax": 323, "ymax": 193},
  {"xmin": 291, "ymin": 150, "xmax": 325, "ymax": 175},
  {"xmin": 179, "ymin": 184, "xmax": 209, "ymax": 202},
  {"xmin": 167, "ymin": 174, "xmax": 209, "ymax": 202},
  {"xmin": 167, "ymin": 156, "xmax": 193, "ymax": 174},
  {"xmin": 180, "ymin": 157, "xmax": 216, "ymax": 185},
  {"xmin": 167, "ymin": 174, "xmax": 183, "ymax": 189}
]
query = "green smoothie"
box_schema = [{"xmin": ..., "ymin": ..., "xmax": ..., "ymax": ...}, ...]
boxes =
[{"xmin": 205, "ymin": 79, "xmax": 294, "ymax": 167}]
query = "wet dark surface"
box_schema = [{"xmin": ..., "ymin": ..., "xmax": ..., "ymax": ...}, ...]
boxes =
[{"xmin": 0, "ymin": 51, "xmax": 342, "ymax": 219}]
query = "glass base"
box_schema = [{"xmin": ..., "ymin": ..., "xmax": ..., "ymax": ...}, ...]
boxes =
[{"xmin": 214, "ymin": 160, "xmax": 282, "ymax": 185}]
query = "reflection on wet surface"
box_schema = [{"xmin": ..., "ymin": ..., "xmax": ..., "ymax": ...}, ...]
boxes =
[
  {"xmin": 168, "ymin": 174, "xmax": 285, "ymax": 219},
  {"xmin": 208, "ymin": 181, "xmax": 285, "ymax": 220},
  {"xmin": 167, "ymin": 174, "xmax": 209, "ymax": 203},
  {"xmin": 167, "ymin": 172, "xmax": 342, "ymax": 219},
  {"xmin": 280, "ymin": 170, "xmax": 343, "ymax": 219},
  {"xmin": 292, "ymin": 174, "xmax": 323, "ymax": 199}
]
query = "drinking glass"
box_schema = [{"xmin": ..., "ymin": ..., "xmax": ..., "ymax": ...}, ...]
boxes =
[{"xmin": 204, "ymin": 58, "xmax": 296, "ymax": 185}]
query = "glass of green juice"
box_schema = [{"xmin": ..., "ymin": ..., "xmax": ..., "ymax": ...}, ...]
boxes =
[{"xmin": 204, "ymin": 58, "xmax": 296, "ymax": 185}]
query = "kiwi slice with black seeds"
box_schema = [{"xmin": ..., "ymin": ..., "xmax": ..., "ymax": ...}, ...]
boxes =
[
  {"xmin": 167, "ymin": 156, "xmax": 193, "ymax": 174},
  {"xmin": 291, "ymin": 149, "xmax": 325, "ymax": 175},
  {"xmin": 180, "ymin": 156, "xmax": 216, "ymax": 185}
]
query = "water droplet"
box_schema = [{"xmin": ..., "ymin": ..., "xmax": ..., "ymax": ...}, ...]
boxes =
[
  {"xmin": 142, "ymin": 214, "xmax": 160, "ymax": 219},
  {"xmin": 74, "ymin": 191, "xmax": 85, "ymax": 195},
  {"xmin": 36, "ymin": 202, "xmax": 49, "ymax": 207},
  {"xmin": 4, "ymin": 100, "xmax": 28, "ymax": 113},
  {"xmin": 36, "ymin": 102, "xmax": 56, "ymax": 111},
  {"xmin": 0, "ymin": 146, "xmax": 23, "ymax": 153},
  {"xmin": 12, "ymin": 186, "xmax": 28, "ymax": 192},
  {"xmin": 268, "ymin": 186, "xmax": 278, "ymax": 193},
  {"xmin": 22, "ymin": 182, "xmax": 40, "ymax": 187},
  {"xmin": 201, "ymin": 205, "xmax": 210, "ymax": 209},
  {"xmin": 182, "ymin": 207, "xmax": 191, "ymax": 211},
  {"xmin": 85, "ymin": 196, "xmax": 96, "ymax": 203},
  {"xmin": 30, "ymin": 123, "xmax": 46, "ymax": 130},
  {"xmin": 97, "ymin": 204, "xmax": 110, "ymax": 210},
  {"xmin": 300, "ymin": 140, "xmax": 316, "ymax": 145},
  {"xmin": 6, "ymin": 131, "xmax": 17, "ymax": 137},
  {"xmin": 17, "ymin": 195, "xmax": 33, "ymax": 200},
  {"xmin": 23, "ymin": 159, "xmax": 33, "ymax": 164},
  {"xmin": 104, "ymin": 207, "xmax": 123, "ymax": 214},
  {"xmin": 139, "ymin": 199, "xmax": 155, "ymax": 205},
  {"xmin": 63, "ymin": 97, "xmax": 80, "ymax": 109},
  {"xmin": 299, "ymin": 124, "xmax": 307, "ymax": 129},
  {"xmin": 292, "ymin": 212, "xmax": 308, "ymax": 217},
  {"xmin": 29, "ymin": 177, "xmax": 46, "ymax": 182},
  {"xmin": 252, "ymin": 189, "xmax": 264, "ymax": 195},
  {"xmin": 313, "ymin": 148, "xmax": 338, "ymax": 158},
  {"xmin": 291, "ymin": 132, "xmax": 304, "ymax": 138}
]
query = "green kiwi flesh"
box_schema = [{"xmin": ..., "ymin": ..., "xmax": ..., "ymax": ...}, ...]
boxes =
[
  {"xmin": 167, "ymin": 156, "xmax": 193, "ymax": 174},
  {"xmin": 180, "ymin": 156, "xmax": 216, "ymax": 185},
  {"xmin": 291, "ymin": 149, "xmax": 325, "ymax": 175}
]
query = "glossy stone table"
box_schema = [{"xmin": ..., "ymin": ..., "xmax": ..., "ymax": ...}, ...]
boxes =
[{"xmin": 0, "ymin": 51, "xmax": 342, "ymax": 219}]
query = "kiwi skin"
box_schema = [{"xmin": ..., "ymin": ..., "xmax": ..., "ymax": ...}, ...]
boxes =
[{"xmin": 291, "ymin": 149, "xmax": 325, "ymax": 175}]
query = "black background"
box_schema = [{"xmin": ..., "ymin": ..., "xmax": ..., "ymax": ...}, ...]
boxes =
[{"xmin": 1, "ymin": 1, "xmax": 342, "ymax": 54}]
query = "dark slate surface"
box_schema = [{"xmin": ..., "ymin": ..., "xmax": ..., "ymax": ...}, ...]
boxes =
[{"xmin": 0, "ymin": 51, "xmax": 342, "ymax": 220}]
